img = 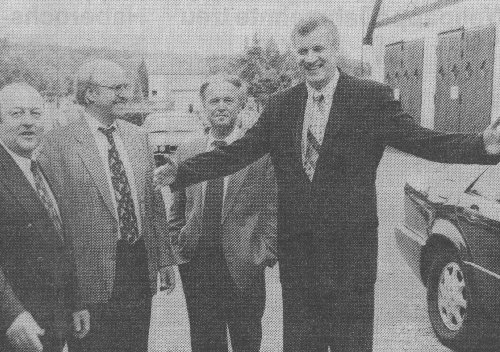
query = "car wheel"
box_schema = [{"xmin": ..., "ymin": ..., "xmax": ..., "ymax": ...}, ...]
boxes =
[{"xmin": 427, "ymin": 248, "xmax": 484, "ymax": 351}]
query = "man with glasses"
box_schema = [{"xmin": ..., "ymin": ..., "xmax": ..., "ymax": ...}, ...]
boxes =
[{"xmin": 39, "ymin": 60, "xmax": 176, "ymax": 352}]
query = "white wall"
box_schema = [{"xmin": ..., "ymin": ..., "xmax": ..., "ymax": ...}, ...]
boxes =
[{"xmin": 369, "ymin": 0, "xmax": 500, "ymax": 128}]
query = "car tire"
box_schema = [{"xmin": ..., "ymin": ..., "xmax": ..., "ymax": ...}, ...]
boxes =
[{"xmin": 427, "ymin": 248, "xmax": 486, "ymax": 351}]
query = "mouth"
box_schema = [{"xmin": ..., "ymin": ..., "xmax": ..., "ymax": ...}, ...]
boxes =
[
  {"xmin": 304, "ymin": 62, "xmax": 324, "ymax": 73},
  {"xmin": 20, "ymin": 131, "xmax": 36, "ymax": 137}
]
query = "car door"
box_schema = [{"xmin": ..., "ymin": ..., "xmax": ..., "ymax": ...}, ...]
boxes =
[{"xmin": 455, "ymin": 164, "xmax": 500, "ymax": 320}]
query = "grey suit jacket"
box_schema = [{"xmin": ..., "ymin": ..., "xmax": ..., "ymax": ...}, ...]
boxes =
[
  {"xmin": 39, "ymin": 114, "xmax": 173, "ymax": 305},
  {"xmin": 168, "ymin": 134, "xmax": 278, "ymax": 293}
]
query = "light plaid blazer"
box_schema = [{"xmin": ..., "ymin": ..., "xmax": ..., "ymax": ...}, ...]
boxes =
[{"xmin": 39, "ymin": 114, "xmax": 174, "ymax": 305}]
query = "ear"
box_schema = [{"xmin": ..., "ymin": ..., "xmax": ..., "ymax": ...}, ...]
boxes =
[{"xmin": 84, "ymin": 87, "xmax": 95, "ymax": 105}]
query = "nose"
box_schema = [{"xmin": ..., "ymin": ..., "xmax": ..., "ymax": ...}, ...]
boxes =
[{"xmin": 303, "ymin": 50, "xmax": 318, "ymax": 64}]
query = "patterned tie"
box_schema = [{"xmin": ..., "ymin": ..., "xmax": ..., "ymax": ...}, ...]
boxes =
[
  {"xmin": 202, "ymin": 140, "xmax": 226, "ymax": 251},
  {"xmin": 30, "ymin": 160, "xmax": 63, "ymax": 237},
  {"xmin": 304, "ymin": 93, "xmax": 325, "ymax": 181},
  {"xmin": 99, "ymin": 126, "xmax": 139, "ymax": 243}
]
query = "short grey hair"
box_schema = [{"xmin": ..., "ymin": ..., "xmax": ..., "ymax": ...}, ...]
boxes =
[
  {"xmin": 292, "ymin": 14, "xmax": 340, "ymax": 49},
  {"xmin": 200, "ymin": 74, "xmax": 248, "ymax": 106},
  {"xmin": 74, "ymin": 59, "xmax": 122, "ymax": 106}
]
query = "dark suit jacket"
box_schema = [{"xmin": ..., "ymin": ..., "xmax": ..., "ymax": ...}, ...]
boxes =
[
  {"xmin": 0, "ymin": 145, "xmax": 76, "ymax": 350},
  {"xmin": 168, "ymin": 134, "xmax": 277, "ymax": 293},
  {"xmin": 39, "ymin": 115, "xmax": 173, "ymax": 305},
  {"xmin": 171, "ymin": 72, "xmax": 499, "ymax": 296}
]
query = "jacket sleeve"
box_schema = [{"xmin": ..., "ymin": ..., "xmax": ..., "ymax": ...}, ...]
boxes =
[
  {"xmin": 171, "ymin": 96, "xmax": 277, "ymax": 191},
  {"xmin": 0, "ymin": 269, "xmax": 25, "ymax": 332},
  {"xmin": 376, "ymin": 86, "xmax": 500, "ymax": 165}
]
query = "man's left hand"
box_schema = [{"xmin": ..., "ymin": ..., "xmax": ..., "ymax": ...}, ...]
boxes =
[
  {"xmin": 483, "ymin": 117, "xmax": 500, "ymax": 154},
  {"xmin": 72, "ymin": 310, "xmax": 90, "ymax": 339}
]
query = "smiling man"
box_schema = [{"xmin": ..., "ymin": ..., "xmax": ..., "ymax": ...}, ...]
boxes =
[
  {"xmin": 39, "ymin": 60, "xmax": 176, "ymax": 352},
  {"xmin": 168, "ymin": 75, "xmax": 277, "ymax": 352},
  {"xmin": 0, "ymin": 83, "xmax": 86, "ymax": 352},
  {"xmin": 155, "ymin": 15, "xmax": 500, "ymax": 351}
]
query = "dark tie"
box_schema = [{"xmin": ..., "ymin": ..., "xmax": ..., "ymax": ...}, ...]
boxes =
[
  {"xmin": 201, "ymin": 140, "xmax": 227, "ymax": 249},
  {"xmin": 30, "ymin": 160, "xmax": 63, "ymax": 237},
  {"xmin": 99, "ymin": 126, "xmax": 139, "ymax": 243}
]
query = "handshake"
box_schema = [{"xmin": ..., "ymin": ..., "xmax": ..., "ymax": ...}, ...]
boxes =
[{"xmin": 153, "ymin": 156, "xmax": 178, "ymax": 190}]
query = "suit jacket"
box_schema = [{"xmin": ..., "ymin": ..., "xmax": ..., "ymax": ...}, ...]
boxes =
[
  {"xmin": 39, "ymin": 115, "xmax": 173, "ymax": 305},
  {"xmin": 171, "ymin": 72, "xmax": 499, "ymax": 296},
  {"xmin": 0, "ymin": 145, "xmax": 76, "ymax": 350},
  {"xmin": 168, "ymin": 134, "xmax": 277, "ymax": 293}
]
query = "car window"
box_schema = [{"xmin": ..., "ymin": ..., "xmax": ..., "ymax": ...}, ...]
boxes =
[{"xmin": 467, "ymin": 165, "xmax": 500, "ymax": 202}]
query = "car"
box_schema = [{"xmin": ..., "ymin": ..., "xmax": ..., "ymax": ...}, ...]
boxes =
[
  {"xmin": 143, "ymin": 111, "xmax": 204, "ymax": 166},
  {"xmin": 395, "ymin": 162, "xmax": 500, "ymax": 351}
]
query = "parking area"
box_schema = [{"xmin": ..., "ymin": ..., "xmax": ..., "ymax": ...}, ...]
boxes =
[{"xmin": 149, "ymin": 148, "xmax": 452, "ymax": 352}]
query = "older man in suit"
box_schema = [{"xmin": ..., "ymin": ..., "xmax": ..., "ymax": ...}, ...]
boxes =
[
  {"xmin": 168, "ymin": 75, "xmax": 277, "ymax": 352},
  {"xmin": 0, "ymin": 83, "xmax": 87, "ymax": 352},
  {"xmin": 39, "ymin": 60, "xmax": 175, "ymax": 352},
  {"xmin": 155, "ymin": 15, "xmax": 500, "ymax": 352}
]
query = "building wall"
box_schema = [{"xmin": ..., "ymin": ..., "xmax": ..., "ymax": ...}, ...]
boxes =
[
  {"xmin": 149, "ymin": 74, "xmax": 206, "ymax": 112},
  {"xmin": 370, "ymin": 0, "xmax": 500, "ymax": 129}
]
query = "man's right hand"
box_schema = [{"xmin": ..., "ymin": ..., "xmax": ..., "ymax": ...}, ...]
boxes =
[
  {"xmin": 153, "ymin": 156, "xmax": 178, "ymax": 190},
  {"xmin": 6, "ymin": 311, "xmax": 45, "ymax": 352}
]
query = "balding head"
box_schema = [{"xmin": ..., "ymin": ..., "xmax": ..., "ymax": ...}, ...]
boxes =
[{"xmin": 0, "ymin": 83, "xmax": 45, "ymax": 158}]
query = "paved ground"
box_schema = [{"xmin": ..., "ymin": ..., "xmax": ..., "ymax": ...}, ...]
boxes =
[{"xmin": 149, "ymin": 148, "xmax": 452, "ymax": 352}]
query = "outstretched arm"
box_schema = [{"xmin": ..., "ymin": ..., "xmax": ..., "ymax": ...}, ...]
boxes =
[{"xmin": 377, "ymin": 86, "xmax": 500, "ymax": 164}]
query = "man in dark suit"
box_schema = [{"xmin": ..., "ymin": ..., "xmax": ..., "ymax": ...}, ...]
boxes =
[
  {"xmin": 39, "ymin": 60, "xmax": 176, "ymax": 352},
  {"xmin": 0, "ymin": 83, "xmax": 88, "ymax": 352},
  {"xmin": 155, "ymin": 15, "xmax": 500, "ymax": 351},
  {"xmin": 168, "ymin": 75, "xmax": 277, "ymax": 352}
]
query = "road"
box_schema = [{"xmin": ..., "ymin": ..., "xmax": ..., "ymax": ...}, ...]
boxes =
[{"xmin": 149, "ymin": 148, "xmax": 452, "ymax": 352}]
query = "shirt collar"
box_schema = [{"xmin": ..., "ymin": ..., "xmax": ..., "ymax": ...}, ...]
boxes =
[
  {"xmin": 0, "ymin": 138, "xmax": 33, "ymax": 170},
  {"xmin": 84, "ymin": 111, "xmax": 117, "ymax": 134},
  {"xmin": 207, "ymin": 127, "xmax": 241, "ymax": 147},
  {"xmin": 306, "ymin": 67, "xmax": 340, "ymax": 100}
]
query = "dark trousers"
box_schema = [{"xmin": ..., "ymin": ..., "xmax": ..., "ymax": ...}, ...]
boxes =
[
  {"xmin": 279, "ymin": 235, "xmax": 375, "ymax": 352},
  {"xmin": 70, "ymin": 238, "xmax": 151, "ymax": 352},
  {"xmin": 179, "ymin": 243, "xmax": 265, "ymax": 352}
]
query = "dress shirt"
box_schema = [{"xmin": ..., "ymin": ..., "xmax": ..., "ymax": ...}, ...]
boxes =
[
  {"xmin": 84, "ymin": 113, "xmax": 142, "ymax": 237},
  {"xmin": 302, "ymin": 68, "xmax": 340, "ymax": 160},
  {"xmin": 201, "ymin": 127, "xmax": 242, "ymax": 206},
  {"xmin": 0, "ymin": 139, "xmax": 61, "ymax": 219}
]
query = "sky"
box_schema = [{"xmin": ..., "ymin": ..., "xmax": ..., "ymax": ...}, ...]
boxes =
[{"xmin": 0, "ymin": 0, "xmax": 427, "ymax": 57}]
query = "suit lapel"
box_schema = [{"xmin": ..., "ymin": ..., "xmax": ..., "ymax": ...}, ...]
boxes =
[
  {"xmin": 292, "ymin": 83, "xmax": 309, "ymax": 164},
  {"xmin": 222, "ymin": 166, "xmax": 250, "ymax": 223},
  {"xmin": 0, "ymin": 146, "xmax": 62, "ymax": 245},
  {"xmin": 71, "ymin": 116, "xmax": 117, "ymax": 221},
  {"xmin": 0, "ymin": 146, "xmax": 47, "ymax": 218}
]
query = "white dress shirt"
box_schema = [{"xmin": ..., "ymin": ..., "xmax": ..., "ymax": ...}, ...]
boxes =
[
  {"xmin": 302, "ymin": 68, "xmax": 340, "ymax": 161},
  {"xmin": 0, "ymin": 140, "xmax": 61, "ymax": 219},
  {"xmin": 84, "ymin": 113, "xmax": 142, "ymax": 237},
  {"xmin": 201, "ymin": 127, "xmax": 242, "ymax": 206}
]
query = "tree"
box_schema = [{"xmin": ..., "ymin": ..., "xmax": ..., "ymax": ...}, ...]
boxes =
[{"xmin": 137, "ymin": 59, "xmax": 149, "ymax": 99}]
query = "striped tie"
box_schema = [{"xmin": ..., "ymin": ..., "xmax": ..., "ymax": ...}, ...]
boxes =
[{"xmin": 31, "ymin": 160, "xmax": 63, "ymax": 237}]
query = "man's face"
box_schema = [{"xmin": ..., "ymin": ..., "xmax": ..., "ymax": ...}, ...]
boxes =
[
  {"xmin": 87, "ymin": 64, "xmax": 130, "ymax": 116},
  {"xmin": 203, "ymin": 81, "xmax": 242, "ymax": 131},
  {"xmin": 294, "ymin": 25, "xmax": 340, "ymax": 89},
  {"xmin": 0, "ymin": 86, "xmax": 45, "ymax": 158}
]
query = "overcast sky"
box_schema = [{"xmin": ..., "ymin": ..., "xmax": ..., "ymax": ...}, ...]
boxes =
[{"xmin": 0, "ymin": 0, "xmax": 425, "ymax": 57}]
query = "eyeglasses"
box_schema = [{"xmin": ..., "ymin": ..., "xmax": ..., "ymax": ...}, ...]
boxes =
[{"xmin": 93, "ymin": 83, "xmax": 131, "ymax": 93}]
